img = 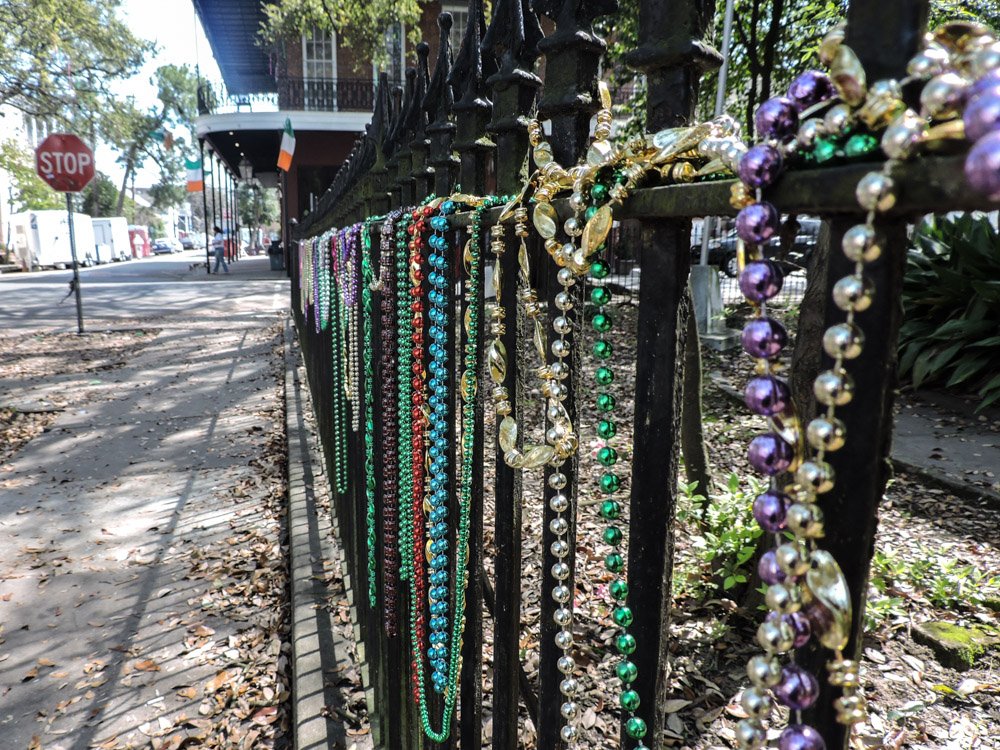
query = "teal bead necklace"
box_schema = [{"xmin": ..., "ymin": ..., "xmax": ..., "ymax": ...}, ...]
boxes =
[{"xmin": 424, "ymin": 199, "xmax": 459, "ymax": 698}]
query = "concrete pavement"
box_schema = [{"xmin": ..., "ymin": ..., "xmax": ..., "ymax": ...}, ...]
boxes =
[{"xmin": 0, "ymin": 253, "xmax": 356, "ymax": 750}]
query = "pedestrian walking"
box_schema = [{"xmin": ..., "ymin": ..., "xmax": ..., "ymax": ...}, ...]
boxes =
[{"xmin": 212, "ymin": 225, "xmax": 229, "ymax": 274}]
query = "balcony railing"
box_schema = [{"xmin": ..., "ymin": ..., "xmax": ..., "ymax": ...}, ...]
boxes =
[{"xmin": 197, "ymin": 77, "xmax": 392, "ymax": 116}]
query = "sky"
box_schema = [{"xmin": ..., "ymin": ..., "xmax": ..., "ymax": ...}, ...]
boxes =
[{"xmin": 97, "ymin": 0, "xmax": 222, "ymax": 189}]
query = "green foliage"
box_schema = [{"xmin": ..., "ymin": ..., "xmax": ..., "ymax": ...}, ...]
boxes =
[
  {"xmin": 869, "ymin": 543, "xmax": 999, "ymax": 613},
  {"xmin": 238, "ymin": 184, "xmax": 281, "ymax": 230},
  {"xmin": 899, "ymin": 214, "xmax": 1000, "ymax": 411},
  {"xmin": 101, "ymin": 64, "xmax": 199, "ymax": 216},
  {"xmin": 677, "ymin": 473, "xmax": 764, "ymax": 596},
  {"xmin": 0, "ymin": 139, "xmax": 63, "ymax": 211},
  {"xmin": 0, "ymin": 0, "xmax": 150, "ymax": 121},
  {"xmin": 599, "ymin": 1, "xmax": 997, "ymax": 139},
  {"xmin": 79, "ymin": 172, "xmax": 135, "ymax": 217},
  {"xmin": 259, "ymin": 0, "xmax": 424, "ymax": 74}
]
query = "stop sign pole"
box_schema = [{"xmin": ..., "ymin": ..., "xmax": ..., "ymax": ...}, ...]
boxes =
[{"xmin": 36, "ymin": 134, "xmax": 95, "ymax": 334}]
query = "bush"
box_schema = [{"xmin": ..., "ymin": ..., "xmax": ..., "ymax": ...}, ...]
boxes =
[{"xmin": 899, "ymin": 214, "xmax": 1000, "ymax": 411}]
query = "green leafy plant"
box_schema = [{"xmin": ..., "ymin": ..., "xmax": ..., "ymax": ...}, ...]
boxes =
[
  {"xmin": 899, "ymin": 213, "xmax": 1000, "ymax": 411},
  {"xmin": 680, "ymin": 473, "xmax": 764, "ymax": 595},
  {"xmin": 869, "ymin": 542, "xmax": 999, "ymax": 614},
  {"xmin": 863, "ymin": 595, "xmax": 907, "ymax": 632}
]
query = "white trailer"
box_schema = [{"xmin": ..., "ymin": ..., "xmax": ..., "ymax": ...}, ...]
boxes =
[
  {"xmin": 92, "ymin": 217, "xmax": 131, "ymax": 262},
  {"xmin": 8, "ymin": 210, "xmax": 97, "ymax": 269}
]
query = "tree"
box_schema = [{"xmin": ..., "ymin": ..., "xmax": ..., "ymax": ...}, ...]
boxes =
[
  {"xmin": 259, "ymin": 0, "xmax": 424, "ymax": 74},
  {"xmin": 0, "ymin": 139, "xmax": 63, "ymax": 211},
  {"xmin": 80, "ymin": 171, "xmax": 135, "ymax": 217},
  {"xmin": 0, "ymin": 0, "xmax": 150, "ymax": 122},
  {"xmin": 101, "ymin": 64, "xmax": 199, "ymax": 217},
  {"xmin": 238, "ymin": 184, "xmax": 280, "ymax": 246}
]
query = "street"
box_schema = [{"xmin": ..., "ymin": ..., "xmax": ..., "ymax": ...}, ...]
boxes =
[{"xmin": 0, "ymin": 250, "xmax": 287, "ymax": 328}]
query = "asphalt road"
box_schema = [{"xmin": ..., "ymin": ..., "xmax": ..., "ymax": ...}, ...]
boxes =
[{"xmin": 0, "ymin": 250, "xmax": 288, "ymax": 328}]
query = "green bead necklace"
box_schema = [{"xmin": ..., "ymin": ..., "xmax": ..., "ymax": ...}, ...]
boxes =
[
  {"xmin": 588, "ymin": 231, "xmax": 648, "ymax": 746},
  {"xmin": 361, "ymin": 218, "xmax": 381, "ymax": 609},
  {"xmin": 328, "ymin": 231, "xmax": 349, "ymax": 495}
]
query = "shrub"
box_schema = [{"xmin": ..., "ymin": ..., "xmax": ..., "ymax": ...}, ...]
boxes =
[{"xmin": 899, "ymin": 213, "xmax": 1000, "ymax": 411}]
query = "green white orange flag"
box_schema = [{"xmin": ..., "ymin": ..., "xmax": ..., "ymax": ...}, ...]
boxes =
[
  {"xmin": 186, "ymin": 157, "xmax": 203, "ymax": 192},
  {"xmin": 278, "ymin": 117, "xmax": 295, "ymax": 171}
]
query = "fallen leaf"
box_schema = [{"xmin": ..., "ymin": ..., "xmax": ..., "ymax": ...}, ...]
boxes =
[
  {"xmin": 38, "ymin": 657, "xmax": 56, "ymax": 667},
  {"xmin": 23, "ymin": 666, "xmax": 38, "ymax": 681},
  {"xmin": 135, "ymin": 659, "xmax": 161, "ymax": 672},
  {"xmin": 251, "ymin": 706, "xmax": 278, "ymax": 725},
  {"xmin": 177, "ymin": 687, "xmax": 198, "ymax": 699},
  {"xmin": 191, "ymin": 625, "xmax": 215, "ymax": 638},
  {"xmin": 205, "ymin": 669, "xmax": 236, "ymax": 693},
  {"xmin": 29, "ymin": 735, "xmax": 41, "ymax": 750},
  {"xmin": 664, "ymin": 699, "xmax": 692, "ymax": 713}
]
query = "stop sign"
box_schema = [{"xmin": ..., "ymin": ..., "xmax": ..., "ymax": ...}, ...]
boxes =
[{"xmin": 35, "ymin": 134, "xmax": 95, "ymax": 192}]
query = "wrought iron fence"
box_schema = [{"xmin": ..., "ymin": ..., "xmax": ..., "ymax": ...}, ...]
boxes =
[{"xmin": 287, "ymin": 2, "xmax": 994, "ymax": 749}]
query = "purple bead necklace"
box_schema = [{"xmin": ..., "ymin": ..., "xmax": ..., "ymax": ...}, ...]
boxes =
[
  {"xmin": 731, "ymin": 18, "xmax": 1000, "ymax": 750},
  {"xmin": 731, "ymin": 38, "xmax": 863, "ymax": 750}
]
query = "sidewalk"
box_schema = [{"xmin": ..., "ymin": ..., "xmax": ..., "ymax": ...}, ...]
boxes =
[{"xmin": 0, "ymin": 257, "xmax": 313, "ymax": 750}]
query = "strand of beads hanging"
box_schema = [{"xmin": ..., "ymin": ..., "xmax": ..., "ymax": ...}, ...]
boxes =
[
  {"xmin": 318, "ymin": 233, "xmax": 331, "ymax": 332},
  {"xmin": 312, "ymin": 238, "xmax": 322, "ymax": 334},
  {"xmin": 493, "ymin": 203, "xmax": 562, "ymax": 471},
  {"xmin": 379, "ymin": 210, "xmax": 405, "ymax": 636},
  {"xmin": 360, "ymin": 219, "xmax": 379, "ymax": 610},
  {"xmin": 424, "ymin": 198, "xmax": 456, "ymax": 700},
  {"xmin": 345, "ymin": 223, "xmax": 363, "ymax": 432},
  {"xmin": 404, "ymin": 195, "xmax": 479, "ymax": 743},
  {"xmin": 519, "ymin": 150, "xmax": 590, "ymax": 748},
  {"xmin": 587, "ymin": 252, "xmax": 648, "ymax": 747},
  {"xmin": 299, "ymin": 239, "xmax": 309, "ymax": 319},
  {"xmin": 405, "ymin": 200, "xmax": 434, "ymax": 712},
  {"xmin": 328, "ymin": 232, "xmax": 350, "ymax": 496},
  {"xmin": 730, "ymin": 36, "xmax": 873, "ymax": 750},
  {"xmin": 395, "ymin": 208, "xmax": 416, "ymax": 590}
]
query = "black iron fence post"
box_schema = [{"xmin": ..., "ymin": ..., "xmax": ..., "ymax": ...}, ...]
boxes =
[
  {"xmin": 483, "ymin": 0, "xmax": 543, "ymax": 746},
  {"xmin": 793, "ymin": 3, "xmax": 928, "ymax": 748},
  {"xmin": 451, "ymin": 0, "xmax": 494, "ymax": 745},
  {"xmin": 410, "ymin": 44, "xmax": 435, "ymax": 202},
  {"xmin": 623, "ymin": 1, "xmax": 720, "ymax": 746}
]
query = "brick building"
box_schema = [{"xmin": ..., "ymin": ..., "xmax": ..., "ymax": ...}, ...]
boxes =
[{"xmin": 191, "ymin": 0, "xmax": 463, "ymax": 240}]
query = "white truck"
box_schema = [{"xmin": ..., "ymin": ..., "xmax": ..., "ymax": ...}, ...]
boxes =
[
  {"xmin": 92, "ymin": 217, "xmax": 131, "ymax": 263},
  {"xmin": 9, "ymin": 210, "xmax": 97, "ymax": 270}
]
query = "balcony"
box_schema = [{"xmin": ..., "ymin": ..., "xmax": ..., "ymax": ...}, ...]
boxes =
[{"xmin": 197, "ymin": 77, "xmax": 387, "ymax": 116}]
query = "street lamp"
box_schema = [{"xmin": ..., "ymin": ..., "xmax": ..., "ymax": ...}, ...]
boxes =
[{"xmin": 238, "ymin": 156, "xmax": 253, "ymax": 182}]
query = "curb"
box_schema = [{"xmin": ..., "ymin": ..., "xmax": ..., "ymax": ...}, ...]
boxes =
[
  {"xmin": 707, "ymin": 370, "xmax": 1000, "ymax": 509},
  {"xmin": 891, "ymin": 460, "xmax": 1000, "ymax": 511},
  {"xmin": 285, "ymin": 317, "xmax": 371, "ymax": 750}
]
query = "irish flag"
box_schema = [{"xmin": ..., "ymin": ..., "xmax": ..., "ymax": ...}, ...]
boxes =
[
  {"xmin": 186, "ymin": 157, "xmax": 203, "ymax": 192},
  {"xmin": 278, "ymin": 117, "xmax": 295, "ymax": 171}
]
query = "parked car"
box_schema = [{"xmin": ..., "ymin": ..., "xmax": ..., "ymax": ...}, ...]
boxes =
[
  {"xmin": 151, "ymin": 237, "xmax": 181, "ymax": 255},
  {"xmin": 691, "ymin": 217, "xmax": 820, "ymax": 277},
  {"xmin": 179, "ymin": 235, "xmax": 203, "ymax": 250}
]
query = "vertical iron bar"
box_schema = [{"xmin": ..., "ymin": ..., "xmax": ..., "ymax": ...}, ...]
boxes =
[
  {"xmin": 623, "ymin": 0, "xmax": 720, "ymax": 746},
  {"xmin": 794, "ymin": 5, "xmax": 927, "ymax": 747},
  {"xmin": 484, "ymin": 0, "xmax": 543, "ymax": 746},
  {"xmin": 452, "ymin": 0, "xmax": 494, "ymax": 744},
  {"xmin": 410, "ymin": 44, "xmax": 434, "ymax": 202}
]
